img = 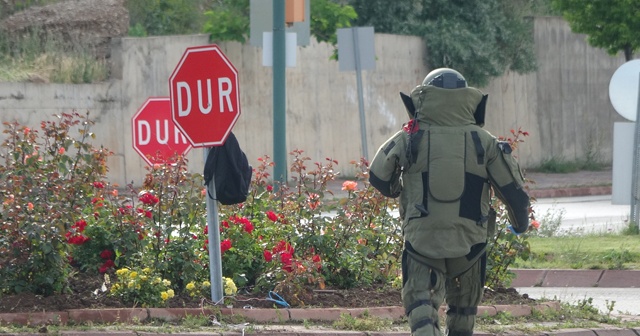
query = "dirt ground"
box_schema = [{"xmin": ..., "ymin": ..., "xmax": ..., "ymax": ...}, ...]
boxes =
[{"xmin": 0, "ymin": 272, "xmax": 535, "ymax": 313}]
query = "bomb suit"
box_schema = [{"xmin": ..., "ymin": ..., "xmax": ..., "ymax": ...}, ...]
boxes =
[{"xmin": 369, "ymin": 68, "xmax": 530, "ymax": 336}]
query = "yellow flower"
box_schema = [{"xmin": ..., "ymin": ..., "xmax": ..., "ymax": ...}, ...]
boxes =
[
  {"xmin": 111, "ymin": 283, "xmax": 121, "ymax": 291},
  {"xmin": 116, "ymin": 268, "xmax": 129, "ymax": 277},
  {"xmin": 186, "ymin": 282, "xmax": 196, "ymax": 291},
  {"xmin": 162, "ymin": 279, "xmax": 171, "ymax": 287},
  {"xmin": 160, "ymin": 291, "xmax": 169, "ymax": 300},
  {"xmin": 152, "ymin": 277, "xmax": 161, "ymax": 284},
  {"xmin": 139, "ymin": 275, "xmax": 148, "ymax": 281},
  {"xmin": 142, "ymin": 267, "xmax": 152, "ymax": 274},
  {"xmin": 130, "ymin": 272, "xmax": 138, "ymax": 278},
  {"xmin": 127, "ymin": 281, "xmax": 135, "ymax": 288},
  {"xmin": 202, "ymin": 281, "xmax": 210, "ymax": 288},
  {"xmin": 223, "ymin": 277, "xmax": 237, "ymax": 296},
  {"xmin": 167, "ymin": 289, "xmax": 175, "ymax": 298}
]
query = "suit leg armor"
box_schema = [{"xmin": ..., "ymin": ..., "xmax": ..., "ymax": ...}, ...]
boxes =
[
  {"xmin": 444, "ymin": 253, "xmax": 486, "ymax": 336},
  {"xmin": 402, "ymin": 248, "xmax": 445, "ymax": 336}
]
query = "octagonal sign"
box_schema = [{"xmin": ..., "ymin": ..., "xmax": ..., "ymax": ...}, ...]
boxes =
[
  {"xmin": 132, "ymin": 97, "xmax": 192, "ymax": 166},
  {"xmin": 169, "ymin": 45, "xmax": 241, "ymax": 147}
]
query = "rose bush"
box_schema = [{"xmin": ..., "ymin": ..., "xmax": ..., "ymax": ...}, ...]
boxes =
[{"xmin": 0, "ymin": 113, "xmax": 535, "ymax": 306}]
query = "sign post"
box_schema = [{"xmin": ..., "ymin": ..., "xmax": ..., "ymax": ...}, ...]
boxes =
[
  {"xmin": 608, "ymin": 60, "xmax": 640, "ymax": 225},
  {"xmin": 131, "ymin": 97, "xmax": 192, "ymax": 166},
  {"xmin": 337, "ymin": 27, "xmax": 376, "ymax": 160},
  {"xmin": 169, "ymin": 44, "xmax": 241, "ymax": 303}
]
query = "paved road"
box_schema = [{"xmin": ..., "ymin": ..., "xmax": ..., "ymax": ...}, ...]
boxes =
[
  {"xmin": 532, "ymin": 195, "xmax": 631, "ymax": 234},
  {"xmin": 515, "ymin": 287, "xmax": 640, "ymax": 316}
]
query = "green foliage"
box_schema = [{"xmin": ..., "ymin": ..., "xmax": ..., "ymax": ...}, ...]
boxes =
[
  {"xmin": 221, "ymin": 150, "xmax": 402, "ymax": 302},
  {"xmin": 514, "ymin": 235, "xmax": 640, "ymax": 270},
  {"xmin": 415, "ymin": 0, "xmax": 537, "ymax": 87},
  {"xmin": 0, "ymin": 0, "xmax": 63, "ymax": 20},
  {"xmin": 202, "ymin": 0, "xmax": 250, "ymax": 43},
  {"xmin": 348, "ymin": 0, "xmax": 415, "ymax": 35},
  {"xmin": 0, "ymin": 28, "xmax": 108, "ymax": 83},
  {"xmin": 551, "ymin": 0, "xmax": 640, "ymax": 60},
  {"xmin": 0, "ymin": 113, "xmax": 529, "ymax": 305},
  {"xmin": 126, "ymin": 0, "xmax": 206, "ymax": 37},
  {"xmin": 332, "ymin": 312, "xmax": 393, "ymax": 331},
  {"xmin": 622, "ymin": 221, "xmax": 639, "ymax": 236},
  {"xmin": 348, "ymin": 0, "xmax": 538, "ymax": 87},
  {"xmin": 485, "ymin": 128, "xmax": 534, "ymax": 288},
  {"xmin": 199, "ymin": 0, "xmax": 356, "ymax": 48},
  {"xmin": 534, "ymin": 156, "xmax": 607, "ymax": 173},
  {"xmin": 136, "ymin": 160, "xmax": 210, "ymax": 290},
  {"xmin": 531, "ymin": 206, "xmax": 565, "ymax": 238},
  {"xmin": 310, "ymin": 0, "xmax": 357, "ymax": 45},
  {"xmin": 0, "ymin": 112, "xmax": 112, "ymax": 295}
]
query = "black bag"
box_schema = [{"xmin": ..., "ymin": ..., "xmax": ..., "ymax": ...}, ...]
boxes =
[{"xmin": 203, "ymin": 132, "xmax": 252, "ymax": 205}]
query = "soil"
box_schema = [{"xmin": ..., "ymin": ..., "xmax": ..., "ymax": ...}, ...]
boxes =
[{"xmin": 0, "ymin": 273, "xmax": 536, "ymax": 314}]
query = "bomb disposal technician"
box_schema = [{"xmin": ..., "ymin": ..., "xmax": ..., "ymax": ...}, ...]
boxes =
[{"xmin": 369, "ymin": 68, "xmax": 530, "ymax": 336}]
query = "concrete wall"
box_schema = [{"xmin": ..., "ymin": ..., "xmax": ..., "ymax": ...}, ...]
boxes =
[{"xmin": 0, "ymin": 17, "xmax": 628, "ymax": 187}]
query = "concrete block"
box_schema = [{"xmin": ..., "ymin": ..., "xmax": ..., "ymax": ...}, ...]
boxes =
[
  {"xmin": 598, "ymin": 270, "xmax": 640, "ymax": 288},
  {"xmin": 0, "ymin": 311, "xmax": 68, "ymax": 326},
  {"xmin": 347, "ymin": 306, "xmax": 404, "ymax": 320},
  {"xmin": 493, "ymin": 304, "xmax": 532, "ymax": 317},
  {"xmin": 592, "ymin": 328, "xmax": 638, "ymax": 336},
  {"xmin": 511, "ymin": 269, "xmax": 548, "ymax": 287},
  {"xmin": 544, "ymin": 328, "xmax": 596, "ymax": 335},
  {"xmin": 221, "ymin": 307, "xmax": 289, "ymax": 323},
  {"xmin": 67, "ymin": 308, "xmax": 147, "ymax": 324},
  {"xmin": 289, "ymin": 307, "xmax": 345, "ymax": 321},
  {"xmin": 543, "ymin": 270, "xmax": 604, "ymax": 287},
  {"xmin": 477, "ymin": 306, "xmax": 497, "ymax": 317}
]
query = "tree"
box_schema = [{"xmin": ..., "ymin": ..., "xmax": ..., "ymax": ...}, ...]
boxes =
[
  {"xmin": 202, "ymin": 0, "xmax": 250, "ymax": 43},
  {"xmin": 347, "ymin": 0, "xmax": 541, "ymax": 87},
  {"xmin": 127, "ymin": 0, "xmax": 207, "ymax": 36},
  {"xmin": 201, "ymin": 0, "xmax": 355, "ymax": 46},
  {"xmin": 551, "ymin": 0, "xmax": 640, "ymax": 61}
]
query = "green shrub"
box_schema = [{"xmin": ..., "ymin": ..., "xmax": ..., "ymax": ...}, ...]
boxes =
[
  {"xmin": 0, "ymin": 113, "xmax": 533, "ymax": 305},
  {"xmin": 0, "ymin": 112, "xmax": 112, "ymax": 295}
]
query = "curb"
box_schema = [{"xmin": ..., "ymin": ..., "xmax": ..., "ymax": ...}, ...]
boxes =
[
  {"xmin": 0, "ymin": 302, "xmax": 560, "ymax": 326},
  {"xmin": 1, "ymin": 301, "xmax": 638, "ymax": 335},
  {"xmin": 511, "ymin": 269, "xmax": 640, "ymax": 288},
  {"xmin": 528, "ymin": 186, "xmax": 611, "ymax": 199},
  {"xmin": 0, "ymin": 302, "xmax": 562, "ymax": 336}
]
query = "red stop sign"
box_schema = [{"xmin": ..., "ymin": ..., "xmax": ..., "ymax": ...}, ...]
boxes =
[
  {"xmin": 169, "ymin": 45, "xmax": 241, "ymax": 147},
  {"xmin": 131, "ymin": 97, "xmax": 192, "ymax": 166}
]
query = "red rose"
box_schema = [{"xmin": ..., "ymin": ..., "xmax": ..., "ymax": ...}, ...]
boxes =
[
  {"xmin": 220, "ymin": 239, "xmax": 232, "ymax": 253},
  {"xmin": 266, "ymin": 211, "xmax": 278, "ymax": 222},
  {"xmin": 100, "ymin": 250, "xmax": 113, "ymax": 260},
  {"xmin": 243, "ymin": 222, "xmax": 254, "ymax": 234},
  {"xmin": 263, "ymin": 250, "xmax": 273, "ymax": 262}
]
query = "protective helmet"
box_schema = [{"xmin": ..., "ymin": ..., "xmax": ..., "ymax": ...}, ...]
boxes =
[{"xmin": 422, "ymin": 68, "xmax": 467, "ymax": 89}]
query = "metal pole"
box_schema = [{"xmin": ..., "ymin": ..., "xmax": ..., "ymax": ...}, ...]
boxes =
[
  {"xmin": 273, "ymin": 0, "xmax": 287, "ymax": 184},
  {"xmin": 631, "ymin": 74, "xmax": 640, "ymax": 226},
  {"xmin": 204, "ymin": 148, "xmax": 224, "ymax": 303},
  {"xmin": 352, "ymin": 28, "xmax": 368, "ymax": 160}
]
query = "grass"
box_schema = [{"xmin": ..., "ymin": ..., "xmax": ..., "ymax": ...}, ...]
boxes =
[
  {"xmin": 0, "ymin": 28, "xmax": 108, "ymax": 83},
  {"xmin": 532, "ymin": 156, "xmax": 607, "ymax": 173},
  {"xmin": 513, "ymin": 234, "xmax": 640, "ymax": 270}
]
